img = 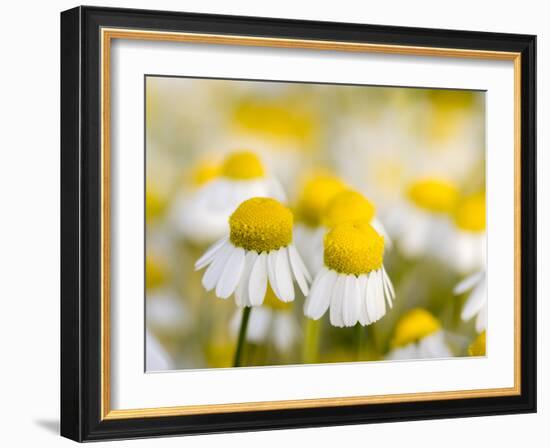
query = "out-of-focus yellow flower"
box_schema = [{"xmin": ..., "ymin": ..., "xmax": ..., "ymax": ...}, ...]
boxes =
[
  {"xmin": 190, "ymin": 160, "xmax": 221, "ymax": 186},
  {"xmin": 390, "ymin": 308, "xmax": 441, "ymax": 348},
  {"xmin": 454, "ymin": 192, "xmax": 486, "ymax": 232},
  {"xmin": 427, "ymin": 90, "xmax": 477, "ymax": 142},
  {"xmin": 146, "ymin": 255, "xmax": 167, "ymax": 290},
  {"xmin": 468, "ymin": 330, "xmax": 486, "ymax": 356},
  {"xmin": 146, "ymin": 185, "xmax": 168, "ymax": 222},
  {"xmin": 322, "ymin": 190, "xmax": 376, "ymax": 229},
  {"xmin": 233, "ymin": 99, "xmax": 317, "ymax": 144},
  {"xmin": 295, "ymin": 174, "xmax": 347, "ymax": 228},
  {"xmin": 221, "ymin": 150, "xmax": 265, "ymax": 180},
  {"xmin": 387, "ymin": 308, "xmax": 451, "ymax": 360},
  {"xmin": 407, "ymin": 178, "xmax": 459, "ymax": 214}
]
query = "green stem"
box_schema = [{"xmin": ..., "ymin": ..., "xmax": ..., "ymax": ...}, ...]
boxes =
[
  {"xmin": 233, "ymin": 307, "xmax": 252, "ymax": 367},
  {"xmin": 303, "ymin": 319, "xmax": 321, "ymax": 364},
  {"xmin": 355, "ymin": 324, "xmax": 365, "ymax": 361}
]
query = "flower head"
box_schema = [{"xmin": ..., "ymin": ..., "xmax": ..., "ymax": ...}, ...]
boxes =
[
  {"xmin": 390, "ymin": 308, "xmax": 441, "ymax": 349},
  {"xmin": 304, "ymin": 222, "xmax": 394, "ymax": 327},
  {"xmin": 195, "ymin": 197, "xmax": 310, "ymax": 307},
  {"xmin": 173, "ymin": 150, "xmax": 286, "ymax": 245},
  {"xmin": 387, "ymin": 308, "xmax": 451, "ymax": 360},
  {"xmin": 321, "ymin": 190, "xmax": 376, "ymax": 229},
  {"xmin": 295, "ymin": 174, "xmax": 347, "ymax": 228},
  {"xmin": 407, "ymin": 178, "xmax": 459, "ymax": 214}
]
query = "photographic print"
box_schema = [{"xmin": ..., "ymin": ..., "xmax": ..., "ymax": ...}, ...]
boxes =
[{"xmin": 145, "ymin": 76, "xmax": 487, "ymax": 371}]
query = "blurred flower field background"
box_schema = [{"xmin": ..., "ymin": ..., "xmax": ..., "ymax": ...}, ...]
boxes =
[{"xmin": 145, "ymin": 75, "xmax": 487, "ymax": 371}]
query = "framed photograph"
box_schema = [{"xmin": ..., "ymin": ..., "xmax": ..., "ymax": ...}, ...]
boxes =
[{"xmin": 60, "ymin": 6, "xmax": 536, "ymax": 441}]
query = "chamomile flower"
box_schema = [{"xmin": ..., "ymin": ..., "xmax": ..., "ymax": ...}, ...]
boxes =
[
  {"xmin": 387, "ymin": 177, "xmax": 459, "ymax": 258},
  {"xmin": 304, "ymin": 222, "xmax": 395, "ymax": 327},
  {"xmin": 195, "ymin": 197, "xmax": 310, "ymax": 306},
  {"xmin": 293, "ymin": 174, "xmax": 347, "ymax": 274},
  {"xmin": 454, "ymin": 270, "xmax": 487, "ymax": 333},
  {"xmin": 468, "ymin": 330, "xmax": 487, "ymax": 356},
  {"xmin": 230, "ymin": 287, "xmax": 300, "ymax": 352},
  {"xmin": 451, "ymin": 192, "xmax": 486, "ymax": 273},
  {"xmin": 386, "ymin": 308, "xmax": 452, "ymax": 360},
  {"xmin": 174, "ymin": 151, "xmax": 286, "ymax": 245}
]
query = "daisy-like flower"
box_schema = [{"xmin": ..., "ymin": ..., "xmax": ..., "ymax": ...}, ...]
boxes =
[
  {"xmin": 230, "ymin": 286, "xmax": 300, "ymax": 352},
  {"xmin": 387, "ymin": 177, "xmax": 459, "ymax": 258},
  {"xmin": 451, "ymin": 192, "xmax": 486, "ymax": 273},
  {"xmin": 293, "ymin": 174, "xmax": 347, "ymax": 273},
  {"xmin": 454, "ymin": 270, "xmax": 486, "ymax": 333},
  {"xmin": 174, "ymin": 151, "xmax": 286, "ymax": 245},
  {"xmin": 468, "ymin": 330, "xmax": 486, "ymax": 356},
  {"xmin": 386, "ymin": 308, "xmax": 452, "ymax": 360},
  {"xmin": 195, "ymin": 197, "xmax": 310, "ymax": 306},
  {"xmin": 304, "ymin": 222, "xmax": 395, "ymax": 327}
]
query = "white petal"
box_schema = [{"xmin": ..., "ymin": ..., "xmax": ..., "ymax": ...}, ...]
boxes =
[
  {"xmin": 248, "ymin": 252, "xmax": 268, "ymax": 306},
  {"xmin": 475, "ymin": 300, "xmax": 488, "ymax": 332},
  {"xmin": 382, "ymin": 266, "xmax": 395, "ymax": 308},
  {"xmin": 329, "ymin": 275, "xmax": 346, "ymax": 327},
  {"xmin": 365, "ymin": 271, "xmax": 378, "ymax": 322},
  {"xmin": 418, "ymin": 332, "xmax": 452, "ymax": 358},
  {"xmin": 383, "ymin": 266, "xmax": 395, "ymax": 300},
  {"xmin": 267, "ymin": 176, "xmax": 288, "ymax": 203},
  {"xmin": 201, "ymin": 243, "xmax": 234, "ymax": 291},
  {"xmin": 357, "ymin": 274, "xmax": 370, "ymax": 325},
  {"xmin": 287, "ymin": 245, "xmax": 310, "ymax": 295},
  {"xmin": 235, "ymin": 251, "xmax": 257, "ymax": 307},
  {"xmin": 461, "ymin": 280, "xmax": 486, "ymax": 321},
  {"xmin": 267, "ymin": 250, "xmax": 281, "ymax": 300},
  {"xmin": 273, "ymin": 314, "xmax": 298, "ymax": 352},
  {"xmin": 215, "ymin": 247, "xmax": 245, "ymax": 299},
  {"xmin": 304, "ymin": 267, "xmax": 336, "ymax": 320},
  {"xmin": 288, "ymin": 243, "xmax": 312, "ymax": 283},
  {"xmin": 454, "ymin": 271, "xmax": 485, "ymax": 295},
  {"xmin": 343, "ymin": 275, "xmax": 361, "ymax": 327},
  {"xmin": 371, "ymin": 217, "xmax": 393, "ymax": 250},
  {"xmin": 374, "ymin": 270, "xmax": 387, "ymax": 321},
  {"xmin": 274, "ymin": 248, "xmax": 295, "ymax": 302},
  {"xmin": 195, "ymin": 237, "xmax": 229, "ymax": 271}
]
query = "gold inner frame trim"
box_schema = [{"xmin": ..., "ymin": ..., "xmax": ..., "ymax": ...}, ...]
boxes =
[{"xmin": 100, "ymin": 27, "xmax": 522, "ymax": 420}]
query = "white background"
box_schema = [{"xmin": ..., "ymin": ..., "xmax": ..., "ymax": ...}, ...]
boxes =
[{"xmin": 0, "ymin": 0, "xmax": 546, "ymax": 446}]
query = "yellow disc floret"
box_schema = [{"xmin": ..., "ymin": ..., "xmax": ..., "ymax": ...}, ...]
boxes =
[
  {"xmin": 324, "ymin": 222, "xmax": 384, "ymax": 275},
  {"xmin": 295, "ymin": 174, "xmax": 347, "ymax": 227},
  {"xmin": 468, "ymin": 330, "xmax": 486, "ymax": 356},
  {"xmin": 221, "ymin": 151, "xmax": 265, "ymax": 180},
  {"xmin": 146, "ymin": 255, "xmax": 167, "ymax": 290},
  {"xmin": 229, "ymin": 197, "xmax": 293, "ymax": 252},
  {"xmin": 454, "ymin": 192, "xmax": 486, "ymax": 232},
  {"xmin": 407, "ymin": 178, "xmax": 459, "ymax": 213},
  {"xmin": 391, "ymin": 308, "xmax": 441, "ymax": 348},
  {"xmin": 322, "ymin": 190, "xmax": 376, "ymax": 228}
]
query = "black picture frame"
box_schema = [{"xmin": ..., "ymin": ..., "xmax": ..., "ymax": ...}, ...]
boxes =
[{"xmin": 61, "ymin": 5, "xmax": 536, "ymax": 442}]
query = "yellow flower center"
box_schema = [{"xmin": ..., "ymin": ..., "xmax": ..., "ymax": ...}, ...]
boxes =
[
  {"xmin": 229, "ymin": 197, "xmax": 293, "ymax": 252},
  {"xmin": 468, "ymin": 330, "xmax": 486, "ymax": 356},
  {"xmin": 145, "ymin": 186, "xmax": 166, "ymax": 221},
  {"xmin": 264, "ymin": 285, "xmax": 293, "ymax": 311},
  {"xmin": 322, "ymin": 190, "xmax": 376, "ymax": 228},
  {"xmin": 233, "ymin": 100, "xmax": 316, "ymax": 142},
  {"xmin": 324, "ymin": 222, "xmax": 384, "ymax": 275},
  {"xmin": 407, "ymin": 178, "xmax": 459, "ymax": 213},
  {"xmin": 221, "ymin": 151, "xmax": 265, "ymax": 180},
  {"xmin": 192, "ymin": 161, "xmax": 220, "ymax": 186},
  {"xmin": 391, "ymin": 308, "xmax": 441, "ymax": 348},
  {"xmin": 295, "ymin": 174, "xmax": 347, "ymax": 227},
  {"xmin": 454, "ymin": 192, "xmax": 486, "ymax": 232}
]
